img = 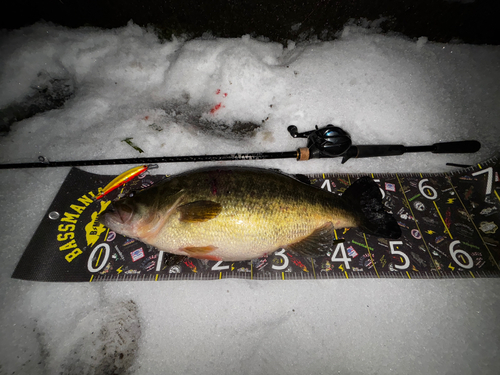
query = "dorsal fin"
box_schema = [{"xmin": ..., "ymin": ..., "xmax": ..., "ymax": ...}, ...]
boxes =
[{"xmin": 293, "ymin": 174, "xmax": 311, "ymax": 185}]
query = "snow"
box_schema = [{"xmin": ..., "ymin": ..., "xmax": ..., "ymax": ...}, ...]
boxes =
[{"xmin": 1, "ymin": 21, "xmax": 499, "ymax": 374}]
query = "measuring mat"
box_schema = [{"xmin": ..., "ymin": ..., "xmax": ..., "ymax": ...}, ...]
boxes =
[{"xmin": 12, "ymin": 156, "xmax": 500, "ymax": 282}]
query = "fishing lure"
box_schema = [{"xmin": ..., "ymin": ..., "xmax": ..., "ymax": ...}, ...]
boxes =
[{"xmin": 95, "ymin": 164, "xmax": 154, "ymax": 200}]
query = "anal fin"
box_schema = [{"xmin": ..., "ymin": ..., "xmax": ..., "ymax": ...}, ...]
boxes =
[{"xmin": 285, "ymin": 222, "xmax": 344, "ymax": 257}]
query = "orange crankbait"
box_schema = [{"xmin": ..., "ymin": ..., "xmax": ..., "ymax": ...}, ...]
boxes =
[{"xmin": 95, "ymin": 165, "xmax": 150, "ymax": 200}]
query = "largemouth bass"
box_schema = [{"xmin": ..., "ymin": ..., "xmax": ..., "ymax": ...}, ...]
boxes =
[{"xmin": 99, "ymin": 166, "xmax": 400, "ymax": 261}]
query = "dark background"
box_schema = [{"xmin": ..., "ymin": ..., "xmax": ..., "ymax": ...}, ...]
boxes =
[{"xmin": 1, "ymin": 0, "xmax": 499, "ymax": 45}]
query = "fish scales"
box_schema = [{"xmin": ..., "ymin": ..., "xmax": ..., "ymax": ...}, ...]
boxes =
[
  {"xmin": 99, "ymin": 167, "xmax": 400, "ymax": 261},
  {"xmin": 148, "ymin": 168, "xmax": 354, "ymax": 260}
]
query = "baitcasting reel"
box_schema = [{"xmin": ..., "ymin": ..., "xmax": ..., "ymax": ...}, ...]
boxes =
[{"xmin": 288, "ymin": 124, "xmax": 352, "ymax": 160}]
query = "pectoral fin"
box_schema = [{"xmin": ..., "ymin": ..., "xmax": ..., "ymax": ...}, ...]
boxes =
[
  {"xmin": 285, "ymin": 222, "xmax": 344, "ymax": 257},
  {"xmin": 177, "ymin": 200, "xmax": 222, "ymax": 222}
]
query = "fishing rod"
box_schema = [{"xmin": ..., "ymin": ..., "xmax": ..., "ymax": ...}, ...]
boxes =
[{"xmin": 0, "ymin": 124, "xmax": 481, "ymax": 169}]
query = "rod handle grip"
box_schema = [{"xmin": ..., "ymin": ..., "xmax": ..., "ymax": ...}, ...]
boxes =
[
  {"xmin": 352, "ymin": 145, "xmax": 406, "ymax": 158},
  {"xmin": 432, "ymin": 140, "xmax": 481, "ymax": 154}
]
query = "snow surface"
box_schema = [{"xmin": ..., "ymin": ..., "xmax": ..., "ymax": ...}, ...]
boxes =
[{"xmin": 1, "ymin": 22, "xmax": 499, "ymax": 374}]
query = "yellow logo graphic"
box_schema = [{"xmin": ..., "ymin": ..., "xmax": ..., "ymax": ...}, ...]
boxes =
[{"xmin": 85, "ymin": 200, "xmax": 112, "ymax": 247}]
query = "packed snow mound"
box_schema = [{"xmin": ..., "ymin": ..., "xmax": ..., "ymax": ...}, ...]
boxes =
[{"xmin": 1, "ymin": 22, "xmax": 499, "ymax": 174}]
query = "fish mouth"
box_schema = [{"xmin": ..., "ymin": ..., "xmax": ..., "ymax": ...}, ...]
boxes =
[{"xmin": 99, "ymin": 202, "xmax": 134, "ymax": 227}]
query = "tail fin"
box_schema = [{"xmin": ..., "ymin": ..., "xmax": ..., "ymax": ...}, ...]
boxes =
[{"xmin": 342, "ymin": 177, "xmax": 401, "ymax": 239}]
